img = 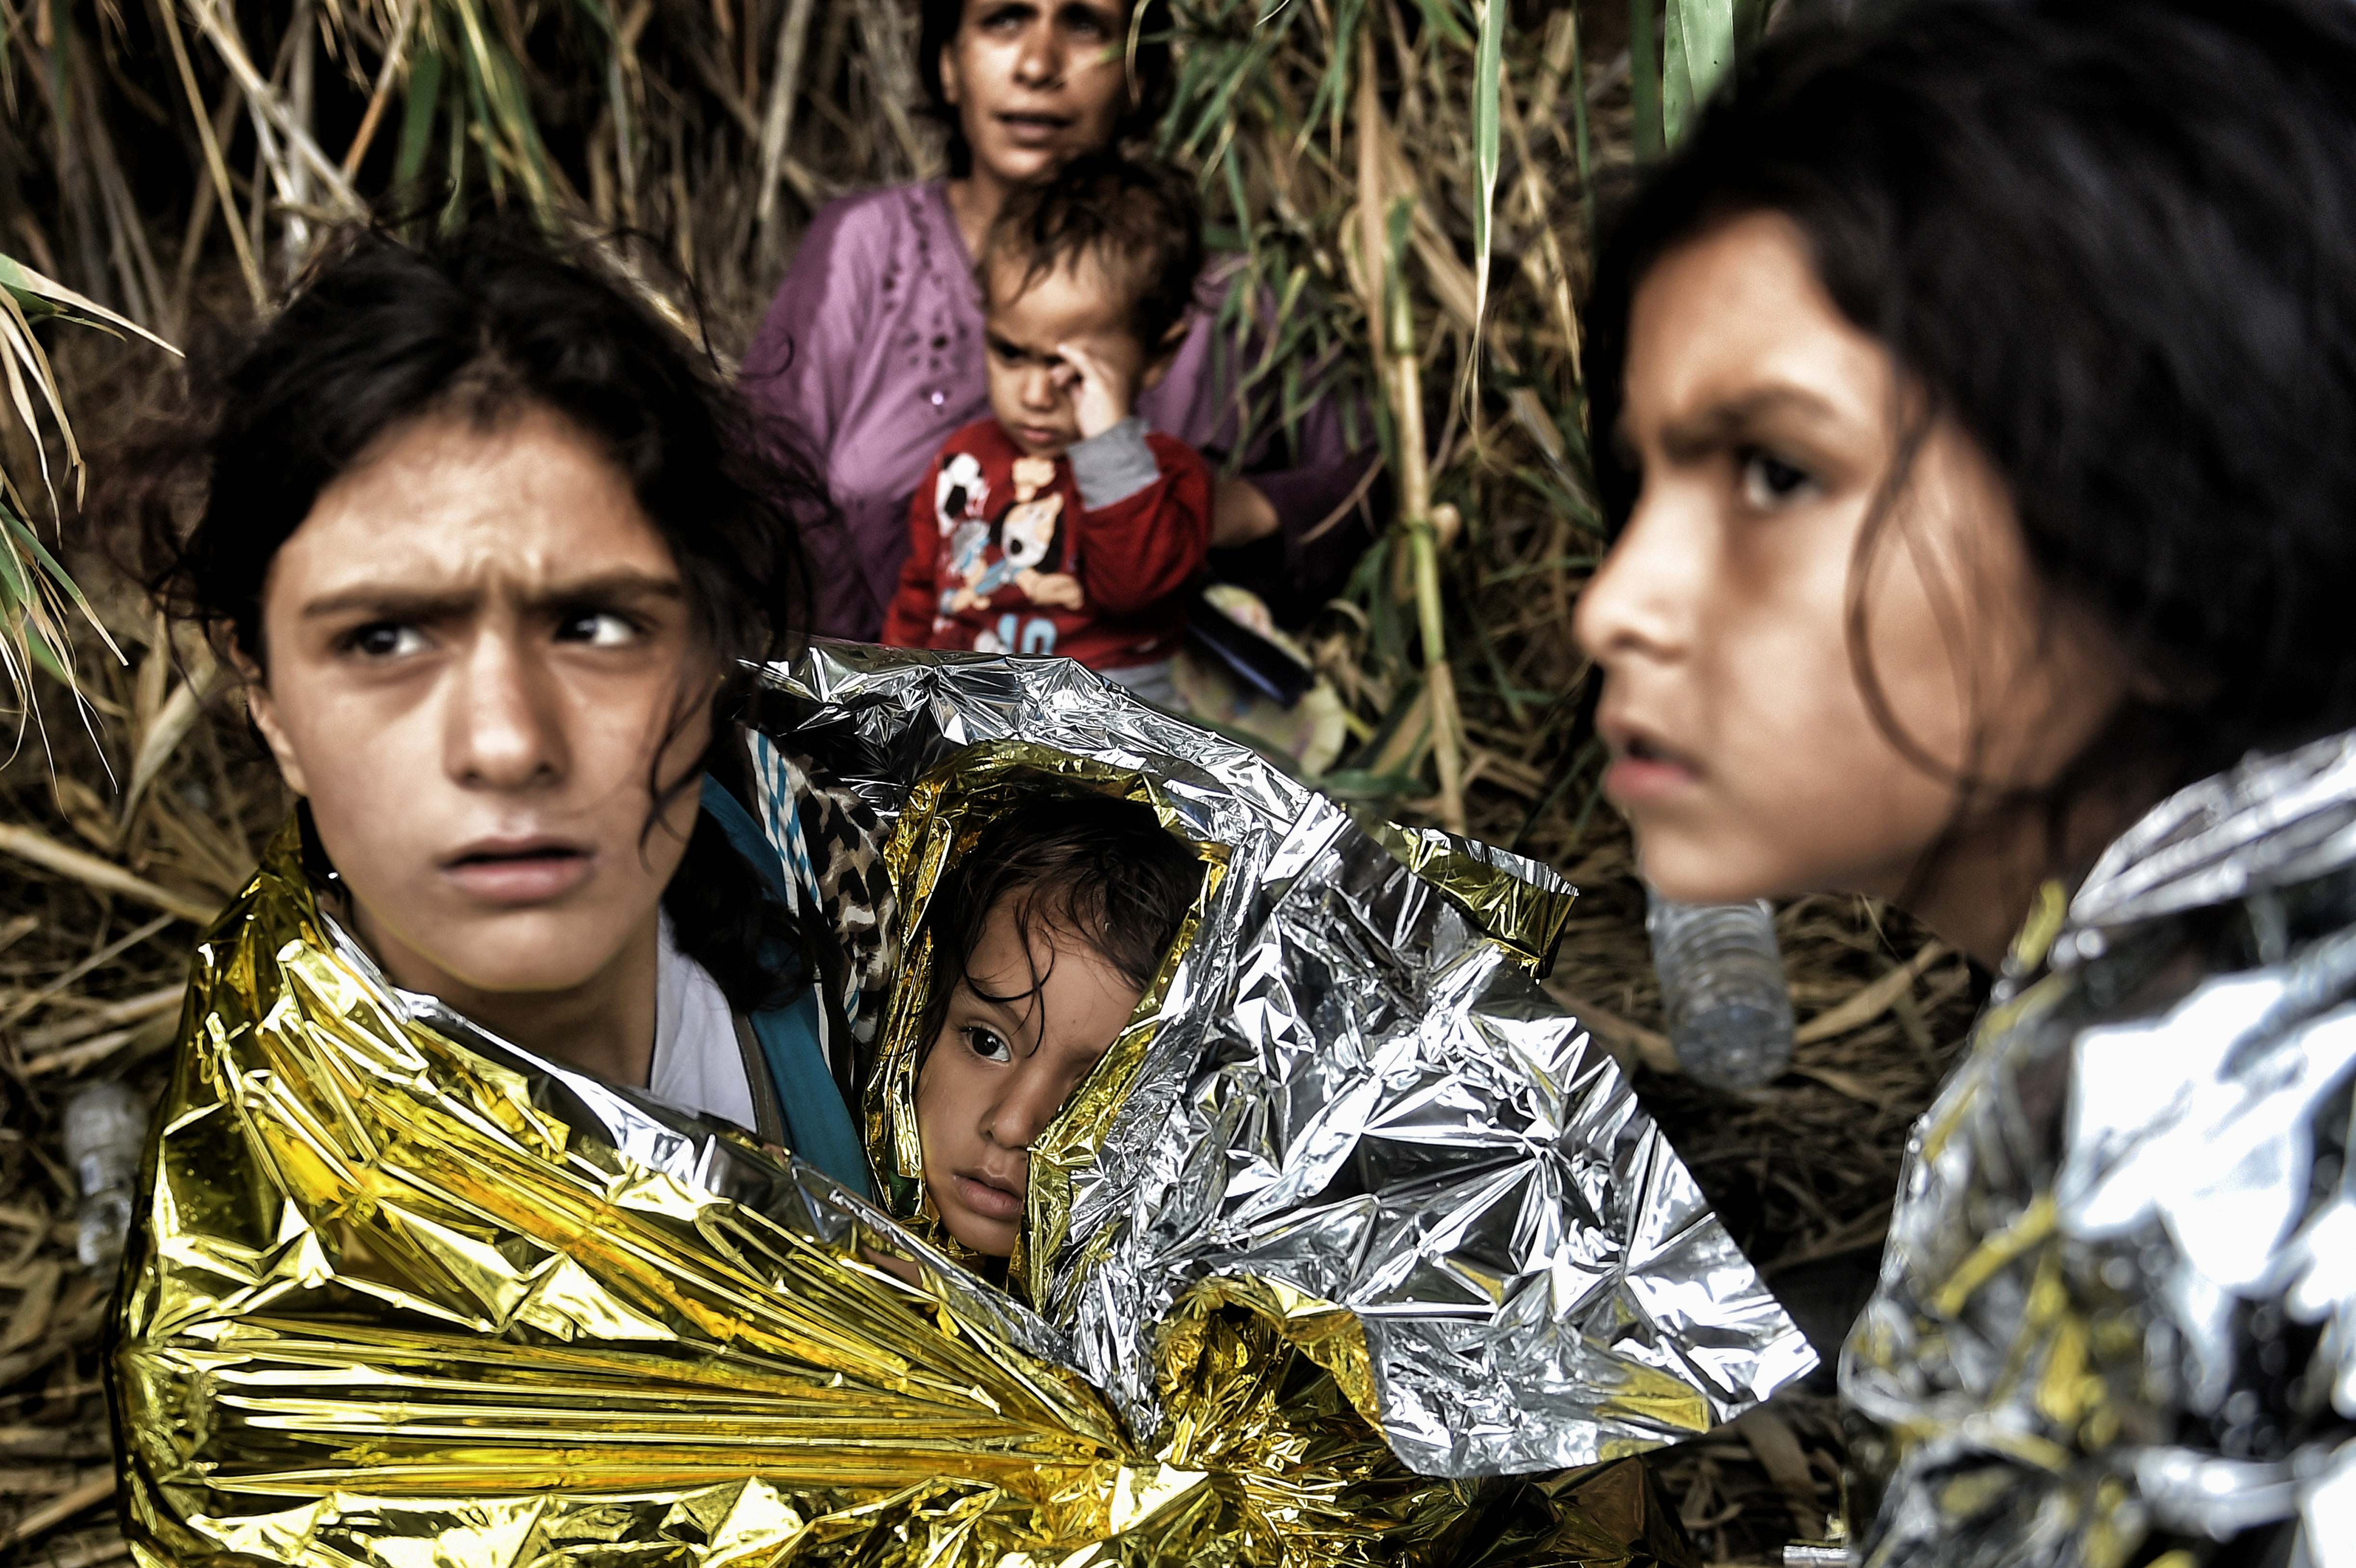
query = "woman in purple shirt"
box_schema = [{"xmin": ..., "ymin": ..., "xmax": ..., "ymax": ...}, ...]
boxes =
[{"xmin": 744, "ymin": 0, "xmax": 1377, "ymax": 640}]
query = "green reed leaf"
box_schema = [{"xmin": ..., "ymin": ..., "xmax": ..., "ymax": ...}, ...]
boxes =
[{"xmin": 1664, "ymin": 0, "xmax": 1735, "ymax": 148}]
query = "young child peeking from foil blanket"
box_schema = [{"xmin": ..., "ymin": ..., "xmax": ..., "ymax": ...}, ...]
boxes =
[
  {"xmin": 910, "ymin": 787, "xmax": 1202, "ymax": 1260},
  {"xmin": 882, "ymin": 156, "xmax": 1212, "ymax": 709}
]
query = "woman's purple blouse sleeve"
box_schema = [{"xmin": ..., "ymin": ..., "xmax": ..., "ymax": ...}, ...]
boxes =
[
  {"xmin": 1230, "ymin": 377, "xmax": 1380, "ymax": 623},
  {"xmin": 742, "ymin": 188, "xmax": 998, "ymax": 639},
  {"xmin": 742, "ymin": 203, "xmax": 878, "ymax": 636},
  {"xmin": 745, "ymin": 202, "xmax": 861, "ymax": 455}
]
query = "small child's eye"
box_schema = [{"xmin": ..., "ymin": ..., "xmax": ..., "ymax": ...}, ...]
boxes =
[{"xmin": 963, "ymin": 1026, "xmax": 1014, "ymax": 1065}]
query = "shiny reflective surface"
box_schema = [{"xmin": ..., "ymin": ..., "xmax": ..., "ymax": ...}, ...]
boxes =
[
  {"xmin": 1845, "ymin": 727, "xmax": 2356, "ymax": 1567},
  {"xmin": 110, "ymin": 645, "xmax": 1812, "ymax": 1567},
  {"xmin": 769, "ymin": 646, "xmax": 1814, "ymax": 1474}
]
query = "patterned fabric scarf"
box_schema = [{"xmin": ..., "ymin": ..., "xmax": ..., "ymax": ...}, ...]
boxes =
[{"xmin": 743, "ymin": 729, "xmax": 899, "ymax": 1053}]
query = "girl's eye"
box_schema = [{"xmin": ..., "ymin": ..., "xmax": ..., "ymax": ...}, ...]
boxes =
[
  {"xmin": 1738, "ymin": 448, "xmax": 1818, "ymax": 509},
  {"xmin": 555, "ymin": 610, "xmax": 641, "ymax": 648},
  {"xmin": 963, "ymin": 1026, "xmax": 1014, "ymax": 1065},
  {"xmin": 345, "ymin": 623, "xmax": 428, "ymax": 659}
]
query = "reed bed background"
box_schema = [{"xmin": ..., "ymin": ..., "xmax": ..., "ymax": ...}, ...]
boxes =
[{"xmin": 0, "ymin": 0, "xmax": 1978, "ymax": 1560}]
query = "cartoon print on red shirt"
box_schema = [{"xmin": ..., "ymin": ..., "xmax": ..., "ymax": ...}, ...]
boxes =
[
  {"xmin": 1011, "ymin": 455, "xmax": 1055, "ymax": 499},
  {"xmin": 931, "ymin": 451, "xmax": 993, "ymax": 632},
  {"xmin": 1000, "ymin": 493, "xmax": 1084, "ymax": 611},
  {"xmin": 934, "ymin": 451, "xmax": 988, "ymax": 532},
  {"xmin": 951, "ymin": 455, "xmax": 1082, "ymax": 622},
  {"xmin": 886, "ymin": 419, "xmax": 1211, "ymax": 673}
]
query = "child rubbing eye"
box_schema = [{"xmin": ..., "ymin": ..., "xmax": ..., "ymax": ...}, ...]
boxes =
[
  {"xmin": 882, "ymin": 154, "xmax": 1212, "ymax": 711},
  {"xmin": 909, "ymin": 787, "xmax": 1203, "ymax": 1259}
]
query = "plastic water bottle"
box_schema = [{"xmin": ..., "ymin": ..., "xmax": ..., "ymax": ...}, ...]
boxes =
[
  {"xmin": 65, "ymin": 1081, "xmax": 146, "ymax": 1268},
  {"xmin": 1646, "ymin": 889, "xmax": 1795, "ymax": 1089}
]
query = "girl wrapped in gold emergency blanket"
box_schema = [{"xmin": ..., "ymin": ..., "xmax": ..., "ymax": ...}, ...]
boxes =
[{"xmin": 110, "ymin": 647, "xmax": 1811, "ymax": 1567}]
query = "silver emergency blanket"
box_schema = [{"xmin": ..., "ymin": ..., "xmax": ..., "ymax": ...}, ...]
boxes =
[
  {"xmin": 750, "ymin": 644, "xmax": 1816, "ymax": 1474},
  {"xmin": 112, "ymin": 641, "xmax": 1810, "ymax": 1568},
  {"xmin": 1845, "ymin": 725, "xmax": 2356, "ymax": 1566}
]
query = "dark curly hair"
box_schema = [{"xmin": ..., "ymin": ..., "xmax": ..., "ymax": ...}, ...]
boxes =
[
  {"xmin": 1586, "ymin": 0, "xmax": 2356, "ymax": 820},
  {"xmin": 915, "ymin": 779, "xmax": 1203, "ymax": 1061},
  {"xmin": 982, "ymin": 152, "xmax": 1204, "ymax": 352},
  {"xmin": 918, "ymin": 0, "xmax": 1176, "ymax": 180},
  {"xmin": 121, "ymin": 215, "xmax": 829, "ymax": 1012}
]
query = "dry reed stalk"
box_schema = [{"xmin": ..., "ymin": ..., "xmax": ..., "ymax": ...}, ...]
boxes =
[
  {"xmin": 1348, "ymin": 38, "xmax": 1466, "ymax": 833},
  {"xmin": 0, "ymin": 1471, "xmax": 117, "ymax": 1550},
  {"xmin": 0, "ymin": 825, "xmax": 221, "ymax": 926}
]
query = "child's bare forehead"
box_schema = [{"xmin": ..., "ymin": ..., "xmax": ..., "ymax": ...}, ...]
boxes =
[{"xmin": 982, "ymin": 256, "xmax": 1139, "ymax": 343}]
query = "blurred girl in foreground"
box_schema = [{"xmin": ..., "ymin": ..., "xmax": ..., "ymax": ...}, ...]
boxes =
[
  {"xmin": 1576, "ymin": 1, "xmax": 2356, "ymax": 1562},
  {"xmin": 128, "ymin": 221, "xmax": 870, "ymax": 1188}
]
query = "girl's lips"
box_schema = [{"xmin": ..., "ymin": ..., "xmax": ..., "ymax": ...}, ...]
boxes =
[
  {"xmin": 953, "ymin": 1171, "xmax": 1025, "ymax": 1221},
  {"xmin": 1602, "ymin": 751, "xmax": 1700, "ymax": 804},
  {"xmin": 1600, "ymin": 730, "xmax": 1702, "ymax": 804},
  {"xmin": 1597, "ymin": 711, "xmax": 1701, "ymax": 805},
  {"xmin": 442, "ymin": 848, "xmax": 593, "ymax": 905}
]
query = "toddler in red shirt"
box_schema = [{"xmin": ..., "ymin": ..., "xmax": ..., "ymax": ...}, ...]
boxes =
[{"xmin": 883, "ymin": 157, "xmax": 1212, "ymax": 704}]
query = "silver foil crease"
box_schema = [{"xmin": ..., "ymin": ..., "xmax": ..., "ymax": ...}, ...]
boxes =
[
  {"xmin": 1845, "ymin": 726, "xmax": 2356, "ymax": 1566},
  {"xmin": 752, "ymin": 645, "xmax": 1815, "ymax": 1476}
]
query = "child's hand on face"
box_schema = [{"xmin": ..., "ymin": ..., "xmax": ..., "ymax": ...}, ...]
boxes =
[{"xmin": 1053, "ymin": 339, "xmax": 1141, "ymax": 442}]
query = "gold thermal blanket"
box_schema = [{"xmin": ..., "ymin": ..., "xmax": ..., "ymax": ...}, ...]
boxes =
[{"xmin": 111, "ymin": 647, "xmax": 1805, "ymax": 1567}]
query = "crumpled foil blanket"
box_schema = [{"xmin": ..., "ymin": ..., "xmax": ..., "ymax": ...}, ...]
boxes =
[
  {"xmin": 754, "ymin": 647, "xmax": 1814, "ymax": 1475},
  {"xmin": 110, "ymin": 645, "xmax": 1811, "ymax": 1568},
  {"xmin": 1846, "ymin": 725, "xmax": 2356, "ymax": 1568}
]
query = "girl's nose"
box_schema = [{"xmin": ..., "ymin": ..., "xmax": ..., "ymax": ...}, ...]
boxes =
[
  {"xmin": 445, "ymin": 631, "xmax": 567, "ymax": 791},
  {"xmin": 1573, "ymin": 485, "xmax": 1696, "ymax": 668}
]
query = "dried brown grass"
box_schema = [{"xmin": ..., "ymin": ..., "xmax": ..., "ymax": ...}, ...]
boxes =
[{"xmin": 0, "ymin": 620, "xmax": 287, "ymax": 1567}]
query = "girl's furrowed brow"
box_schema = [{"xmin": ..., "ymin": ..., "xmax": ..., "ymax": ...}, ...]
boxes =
[
  {"xmin": 525, "ymin": 569, "xmax": 687, "ymax": 612},
  {"xmin": 1656, "ymin": 386, "xmax": 1846, "ymax": 464},
  {"xmin": 299, "ymin": 586, "xmax": 478, "ymax": 623},
  {"xmin": 298, "ymin": 568, "xmax": 682, "ymax": 623}
]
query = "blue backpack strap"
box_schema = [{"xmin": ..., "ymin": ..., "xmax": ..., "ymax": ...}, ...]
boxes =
[{"xmin": 698, "ymin": 776, "xmax": 872, "ymax": 1195}]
